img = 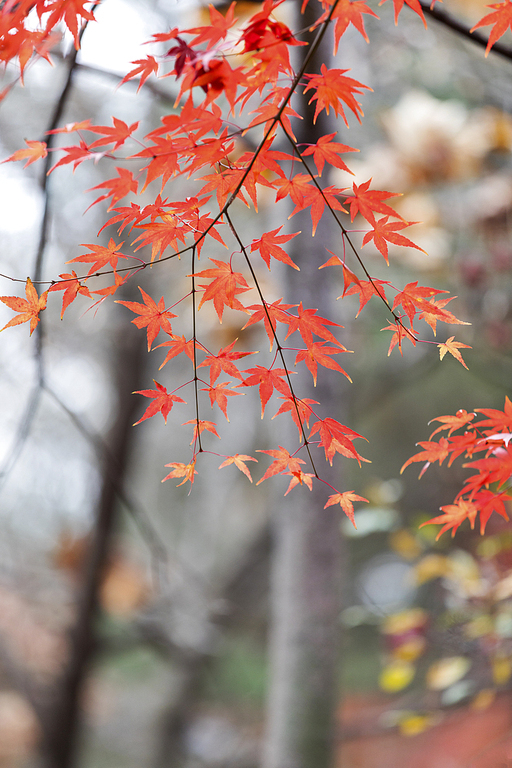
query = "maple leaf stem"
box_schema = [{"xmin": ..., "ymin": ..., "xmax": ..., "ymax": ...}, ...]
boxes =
[
  {"xmin": 190, "ymin": 245, "xmax": 203, "ymax": 453},
  {"xmin": 224, "ymin": 210, "xmax": 319, "ymax": 478}
]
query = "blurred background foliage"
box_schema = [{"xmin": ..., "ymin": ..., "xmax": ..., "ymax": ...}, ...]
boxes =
[{"xmin": 2, "ymin": 0, "xmax": 512, "ymax": 765}]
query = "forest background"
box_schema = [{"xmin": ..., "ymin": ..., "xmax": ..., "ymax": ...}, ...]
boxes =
[{"xmin": 2, "ymin": 0, "xmax": 512, "ymax": 766}]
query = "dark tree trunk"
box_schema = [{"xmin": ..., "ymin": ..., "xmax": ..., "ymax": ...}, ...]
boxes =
[{"xmin": 40, "ymin": 298, "xmax": 146, "ymax": 768}]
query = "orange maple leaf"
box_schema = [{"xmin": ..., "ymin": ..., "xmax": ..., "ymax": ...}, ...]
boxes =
[
  {"xmin": 116, "ymin": 287, "xmax": 177, "ymax": 350},
  {"xmin": 3, "ymin": 139, "xmax": 47, "ymax": 168},
  {"xmin": 0, "ymin": 277, "xmax": 48, "ymax": 335},
  {"xmin": 324, "ymin": 491, "xmax": 369, "ymax": 526},
  {"xmin": 133, "ymin": 381, "xmax": 186, "ymax": 424},
  {"xmin": 68, "ymin": 238, "xmax": 126, "ymax": 276},
  {"xmin": 218, "ymin": 453, "xmax": 258, "ymax": 482},
  {"xmin": 438, "ymin": 336, "xmax": 471, "ymax": 369},
  {"xmin": 157, "ymin": 335, "xmax": 196, "ymax": 369},
  {"xmin": 284, "ymin": 470, "xmax": 315, "ymax": 495},
  {"xmin": 272, "ymin": 394, "xmax": 319, "ymax": 439},
  {"xmin": 419, "ymin": 500, "xmax": 478, "ymax": 540},
  {"xmin": 400, "ymin": 437, "xmax": 450, "ymax": 477},
  {"xmin": 183, "ymin": 419, "xmax": 220, "ymax": 443},
  {"xmin": 418, "ymin": 296, "xmax": 470, "ymax": 336},
  {"xmin": 201, "ymin": 381, "xmax": 243, "ymax": 421},
  {"xmin": 48, "ymin": 270, "xmax": 92, "ymax": 318},
  {"xmin": 162, "ymin": 460, "xmax": 198, "ymax": 486},
  {"xmin": 428, "ymin": 409, "xmax": 476, "ymax": 439}
]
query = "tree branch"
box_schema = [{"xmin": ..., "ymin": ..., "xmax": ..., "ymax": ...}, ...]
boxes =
[{"xmin": 418, "ymin": 0, "xmax": 512, "ymax": 62}]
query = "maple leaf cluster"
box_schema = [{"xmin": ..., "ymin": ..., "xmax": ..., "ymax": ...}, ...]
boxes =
[
  {"xmin": 0, "ymin": 0, "xmax": 501, "ymax": 525},
  {"xmin": 402, "ymin": 399, "xmax": 512, "ymax": 538}
]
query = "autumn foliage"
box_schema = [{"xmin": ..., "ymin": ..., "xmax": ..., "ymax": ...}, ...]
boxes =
[{"xmin": 0, "ymin": 0, "xmax": 509, "ymax": 530}]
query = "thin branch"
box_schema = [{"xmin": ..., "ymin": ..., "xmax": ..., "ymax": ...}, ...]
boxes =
[{"xmin": 418, "ymin": 0, "xmax": 512, "ymax": 62}]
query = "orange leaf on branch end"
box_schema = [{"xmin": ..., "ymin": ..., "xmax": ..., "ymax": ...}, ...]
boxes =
[
  {"xmin": 324, "ymin": 491, "xmax": 369, "ymax": 526},
  {"xmin": 0, "ymin": 277, "xmax": 48, "ymax": 335}
]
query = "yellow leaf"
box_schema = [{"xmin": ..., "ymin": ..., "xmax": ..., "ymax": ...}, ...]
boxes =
[{"xmin": 379, "ymin": 660, "xmax": 415, "ymax": 692}]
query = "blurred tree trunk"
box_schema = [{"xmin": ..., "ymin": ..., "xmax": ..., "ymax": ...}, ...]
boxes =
[
  {"xmin": 262, "ymin": 5, "xmax": 346, "ymax": 768},
  {"xmin": 40, "ymin": 292, "xmax": 146, "ymax": 768}
]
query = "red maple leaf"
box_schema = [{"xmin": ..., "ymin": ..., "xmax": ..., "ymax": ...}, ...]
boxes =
[
  {"xmin": 303, "ymin": 64, "xmax": 371, "ymax": 125},
  {"xmin": 250, "ymin": 228, "xmax": 300, "ymax": 270},
  {"xmin": 345, "ymin": 179, "xmax": 402, "ymax": 225},
  {"xmin": 309, "ymin": 417, "xmax": 368, "ymax": 465},
  {"xmin": 428, "ymin": 410, "xmax": 476, "ymax": 439},
  {"xmin": 194, "ymin": 259, "xmax": 252, "ymax": 321},
  {"xmin": 392, "ymin": 281, "xmax": 448, "ymax": 325},
  {"xmin": 88, "ymin": 118, "xmax": 139, "ymax": 151},
  {"xmin": 242, "ymin": 299, "xmax": 297, "ymax": 351},
  {"xmin": 157, "ymin": 335, "xmax": 197, "ymax": 369},
  {"xmin": 283, "ymin": 470, "xmax": 315, "ymax": 495},
  {"xmin": 470, "ymin": 1, "xmax": 512, "ymax": 55},
  {"xmin": 48, "ymin": 140, "xmax": 106, "ymax": 173},
  {"xmin": 332, "ymin": 0, "xmax": 379, "ymax": 51},
  {"xmin": 256, "ymin": 446, "xmax": 306, "ymax": 485},
  {"xmin": 302, "ymin": 132, "xmax": 357, "ymax": 176},
  {"xmin": 295, "ymin": 342, "xmax": 352, "ymax": 386},
  {"xmin": 183, "ymin": 419, "xmax": 220, "ymax": 443},
  {"xmin": 381, "ymin": 320, "xmax": 418, "ymax": 356},
  {"xmin": 0, "ymin": 277, "xmax": 48, "ymax": 335},
  {"xmin": 475, "ymin": 396, "xmax": 512, "ymax": 431},
  {"xmin": 418, "ymin": 296, "xmax": 470, "ymax": 336},
  {"xmin": 198, "ymin": 339, "xmax": 256, "ymax": 384},
  {"xmin": 342, "ymin": 274, "xmax": 390, "ymax": 316},
  {"xmin": 119, "ymin": 56, "xmax": 159, "ymax": 91},
  {"xmin": 116, "ymin": 287, "xmax": 177, "ymax": 350},
  {"xmin": 87, "ymin": 167, "xmax": 138, "ymax": 211},
  {"xmin": 187, "ymin": 2, "xmax": 237, "ymax": 48},
  {"xmin": 238, "ymin": 365, "xmax": 292, "ymax": 417},
  {"xmin": 44, "ymin": 0, "xmax": 98, "ymax": 49},
  {"xmin": 134, "ymin": 381, "xmax": 186, "ymax": 424},
  {"xmin": 272, "ymin": 394, "xmax": 319, "ymax": 439},
  {"xmin": 285, "ymin": 302, "xmax": 345, "ymax": 347},
  {"xmin": 378, "ymin": 0, "xmax": 426, "ymax": 26},
  {"xmin": 362, "ymin": 217, "xmax": 425, "ymax": 263}
]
